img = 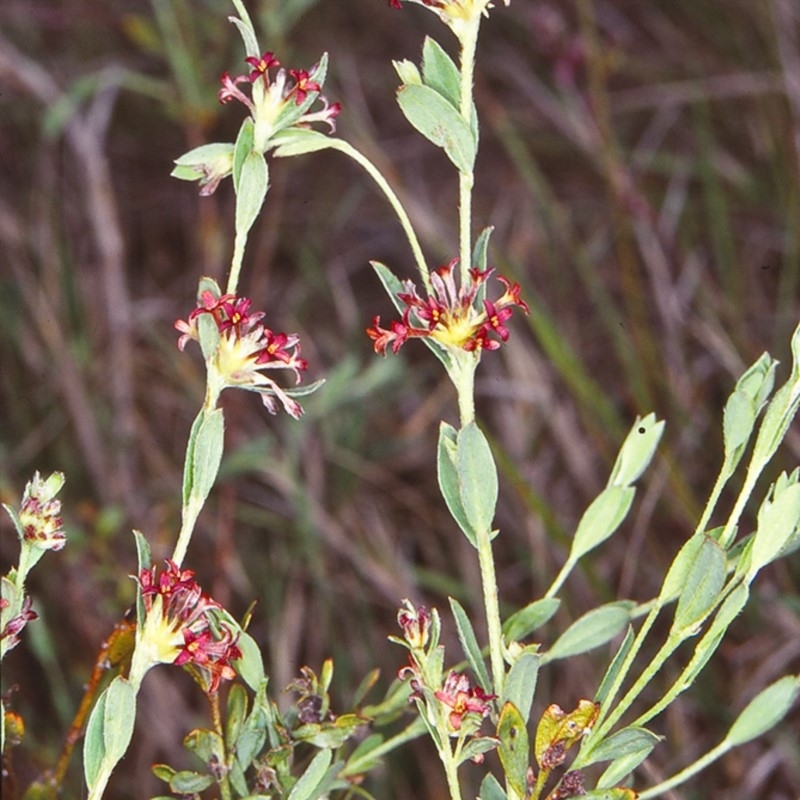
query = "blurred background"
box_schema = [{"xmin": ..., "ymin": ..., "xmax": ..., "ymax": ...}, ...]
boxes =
[{"xmin": 1, "ymin": 0, "xmax": 799, "ymax": 798}]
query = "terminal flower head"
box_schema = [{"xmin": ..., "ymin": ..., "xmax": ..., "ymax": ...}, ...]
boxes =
[
  {"xmin": 367, "ymin": 258, "xmax": 528, "ymax": 356},
  {"xmin": 137, "ymin": 560, "xmax": 241, "ymax": 693},
  {"xmin": 175, "ymin": 287, "xmax": 310, "ymax": 418},
  {"xmin": 397, "ymin": 599, "xmax": 432, "ymax": 650},
  {"xmin": 218, "ymin": 52, "xmax": 341, "ymax": 142}
]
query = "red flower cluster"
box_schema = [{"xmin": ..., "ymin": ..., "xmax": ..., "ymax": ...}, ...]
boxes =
[
  {"xmin": 367, "ymin": 259, "xmax": 528, "ymax": 355},
  {"xmin": 18, "ymin": 472, "xmax": 66, "ymax": 552},
  {"xmin": 139, "ymin": 560, "xmax": 242, "ymax": 693},
  {"xmin": 0, "ymin": 596, "xmax": 37, "ymax": 653}
]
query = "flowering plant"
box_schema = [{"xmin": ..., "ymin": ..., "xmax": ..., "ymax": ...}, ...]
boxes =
[{"xmin": 2, "ymin": 1, "xmax": 799, "ymax": 799}]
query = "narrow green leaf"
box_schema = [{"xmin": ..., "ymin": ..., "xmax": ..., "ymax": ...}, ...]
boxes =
[
  {"xmin": 457, "ymin": 422, "xmax": 498, "ymax": 536},
  {"xmin": 497, "ymin": 702, "xmax": 529, "ymax": 797},
  {"xmin": 449, "ymin": 597, "xmax": 491, "ymax": 691},
  {"xmin": 502, "ymin": 651, "xmax": 540, "ymax": 724},
  {"xmin": 286, "ymin": 749, "xmax": 333, "ymax": 800},
  {"xmin": 133, "ymin": 529, "xmax": 151, "ymax": 628},
  {"xmin": 725, "ymin": 674, "xmax": 800, "ymax": 746},
  {"xmin": 503, "ymin": 597, "xmax": 560, "ymax": 642},
  {"xmin": 83, "ymin": 688, "xmax": 108, "ymax": 787},
  {"xmin": 271, "ymin": 128, "xmax": 335, "ymax": 157},
  {"xmin": 457, "ymin": 735, "xmax": 499, "ymax": 766},
  {"xmin": 437, "ymin": 422, "xmax": 478, "ymax": 547},
  {"xmin": 672, "ymin": 536, "xmax": 726, "ymax": 635},
  {"xmin": 396, "ymin": 83, "xmax": 476, "ymax": 172},
  {"xmin": 228, "ymin": 14, "xmax": 260, "ymax": 59},
  {"xmin": 170, "ymin": 771, "xmax": 215, "ymax": 793},
  {"xmin": 190, "ymin": 408, "xmax": 225, "ymax": 505},
  {"xmin": 570, "ymin": 486, "xmax": 635, "ymax": 561},
  {"xmin": 545, "ymin": 602, "xmax": 634, "ymax": 663},
  {"xmin": 472, "ymin": 226, "xmax": 494, "ymax": 273},
  {"xmin": 583, "ymin": 726, "xmax": 662, "ymax": 766},
  {"xmin": 595, "ymin": 626, "xmax": 634, "ymax": 706},
  {"xmin": 226, "ymin": 684, "xmax": 249, "ymax": 748},
  {"xmin": 659, "ymin": 533, "xmax": 704, "ymax": 602}
]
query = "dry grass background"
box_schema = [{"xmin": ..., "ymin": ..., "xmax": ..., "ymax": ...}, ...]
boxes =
[{"xmin": 1, "ymin": 0, "xmax": 799, "ymax": 798}]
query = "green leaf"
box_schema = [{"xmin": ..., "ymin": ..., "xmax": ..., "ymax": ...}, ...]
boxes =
[
  {"xmin": 396, "ymin": 83, "xmax": 476, "ymax": 173},
  {"xmin": 271, "ymin": 128, "xmax": 336, "ymax": 157},
  {"xmin": 595, "ymin": 626, "xmax": 634, "ymax": 706},
  {"xmin": 725, "ymin": 674, "xmax": 800, "ymax": 746},
  {"xmin": 544, "ymin": 602, "xmax": 634, "ymax": 662},
  {"xmin": 185, "ymin": 727, "xmax": 226, "ymax": 766},
  {"xmin": 421, "ymin": 36, "xmax": 461, "ymax": 109},
  {"xmin": 232, "ymin": 630, "xmax": 266, "ymax": 692},
  {"xmin": 226, "ymin": 683, "xmax": 249, "ymax": 748},
  {"xmin": 437, "ymin": 422, "xmax": 478, "ymax": 547},
  {"xmin": 479, "ymin": 772, "xmax": 508, "ymax": 800},
  {"xmin": 457, "ymin": 735, "xmax": 500, "ymax": 766},
  {"xmin": 170, "ymin": 770, "xmax": 215, "ymax": 793},
  {"xmin": 472, "ymin": 226, "xmax": 494, "ymax": 273},
  {"xmin": 232, "ymin": 117, "xmax": 255, "ymax": 193},
  {"xmin": 497, "ymin": 702, "xmax": 529, "ymax": 797},
  {"xmin": 235, "ymin": 151, "xmax": 269, "ymax": 240},
  {"xmin": 584, "ymin": 726, "xmax": 662, "ymax": 766},
  {"xmin": 190, "ymin": 408, "xmax": 225, "ymax": 505},
  {"xmin": 286, "ymin": 749, "xmax": 333, "ymax": 800},
  {"xmin": 582, "ymin": 790, "xmax": 637, "ymax": 800},
  {"xmin": 570, "ymin": 486, "xmax": 635, "ymax": 562},
  {"xmin": 502, "ymin": 651, "xmax": 540, "ymax": 724},
  {"xmin": 503, "ymin": 597, "xmax": 560, "ymax": 642},
  {"xmin": 133, "ymin": 530, "xmax": 151, "ymax": 628},
  {"xmin": 659, "ymin": 533, "xmax": 704, "ymax": 602},
  {"xmin": 103, "ymin": 677, "xmax": 137, "ymax": 765},
  {"xmin": 83, "ymin": 687, "xmax": 108, "ymax": 787},
  {"xmin": 672, "ymin": 536, "xmax": 726, "ymax": 635},
  {"xmin": 607, "ymin": 413, "xmax": 664, "ymax": 488},
  {"xmin": 449, "ymin": 597, "xmax": 491, "ymax": 690},
  {"xmin": 229, "ymin": 14, "xmax": 260, "ymax": 60},
  {"xmin": 749, "ymin": 480, "xmax": 800, "ymax": 578},
  {"xmin": 457, "ymin": 422, "xmax": 498, "ymax": 536}
]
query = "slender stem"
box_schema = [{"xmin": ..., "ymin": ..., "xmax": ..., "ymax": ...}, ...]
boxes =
[
  {"xmin": 637, "ymin": 741, "xmax": 730, "ymax": 799},
  {"xmin": 476, "ymin": 527, "xmax": 505, "ymax": 699},
  {"xmin": 209, "ymin": 692, "xmax": 233, "ymax": 800},
  {"xmin": 693, "ymin": 461, "xmax": 731, "ymax": 537},
  {"xmin": 328, "ymin": 139, "xmax": 430, "ymax": 291},
  {"xmin": 544, "ymin": 555, "xmax": 576, "ymax": 599},
  {"xmin": 457, "ymin": 20, "xmax": 480, "ymax": 282},
  {"xmin": 435, "ymin": 714, "xmax": 464, "ymax": 800},
  {"xmin": 226, "ymin": 230, "xmax": 247, "ymax": 296}
]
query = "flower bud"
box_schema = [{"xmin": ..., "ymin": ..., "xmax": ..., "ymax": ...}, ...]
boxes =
[
  {"xmin": 18, "ymin": 471, "xmax": 66, "ymax": 551},
  {"xmin": 397, "ymin": 599, "xmax": 431, "ymax": 650}
]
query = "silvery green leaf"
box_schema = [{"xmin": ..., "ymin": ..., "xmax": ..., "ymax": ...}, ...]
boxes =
[
  {"xmin": 103, "ymin": 677, "xmax": 137, "ymax": 766},
  {"xmin": 133, "ymin": 530, "xmax": 151, "ymax": 627},
  {"xmin": 83, "ymin": 686, "xmax": 108, "ymax": 787},
  {"xmin": 232, "ymin": 630, "xmax": 266, "ymax": 692},
  {"xmin": 725, "ymin": 675, "xmax": 800, "ymax": 746},
  {"xmin": 457, "ymin": 422, "xmax": 498, "ymax": 536},
  {"xmin": 544, "ymin": 602, "xmax": 634, "ymax": 662},
  {"xmin": 502, "ymin": 597, "xmax": 560, "ymax": 642},
  {"xmin": 235, "ymin": 152, "xmax": 269, "ymax": 240},
  {"xmin": 570, "ymin": 486, "xmax": 635, "ymax": 562},
  {"xmin": 228, "ymin": 13, "xmax": 260, "ymax": 59},
  {"xmin": 190, "ymin": 408, "xmax": 225, "ymax": 506},
  {"xmin": 396, "ymin": 83, "xmax": 476, "ymax": 173},
  {"xmin": 671, "ymin": 536, "xmax": 726, "ymax": 635},
  {"xmin": 659, "ymin": 533, "xmax": 704, "ymax": 603},
  {"xmin": 421, "ymin": 36, "xmax": 460, "ymax": 108},
  {"xmin": 472, "ymin": 226, "xmax": 494, "ymax": 274},
  {"xmin": 607, "ymin": 413, "xmax": 664, "ymax": 488}
]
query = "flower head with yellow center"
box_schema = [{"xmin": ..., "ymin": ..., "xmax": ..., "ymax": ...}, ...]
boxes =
[{"xmin": 367, "ymin": 258, "xmax": 528, "ymax": 356}]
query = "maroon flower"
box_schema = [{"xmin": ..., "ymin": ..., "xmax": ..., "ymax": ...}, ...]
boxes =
[
  {"xmin": 245, "ymin": 52, "xmax": 280, "ymax": 84},
  {"xmin": 397, "ymin": 600, "xmax": 432, "ymax": 650},
  {"xmin": 17, "ymin": 472, "xmax": 66, "ymax": 552},
  {"xmin": 0, "ymin": 596, "xmax": 38, "ymax": 653}
]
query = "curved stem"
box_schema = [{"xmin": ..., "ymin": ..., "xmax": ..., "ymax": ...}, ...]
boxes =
[{"xmin": 327, "ymin": 139, "xmax": 430, "ymax": 291}]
